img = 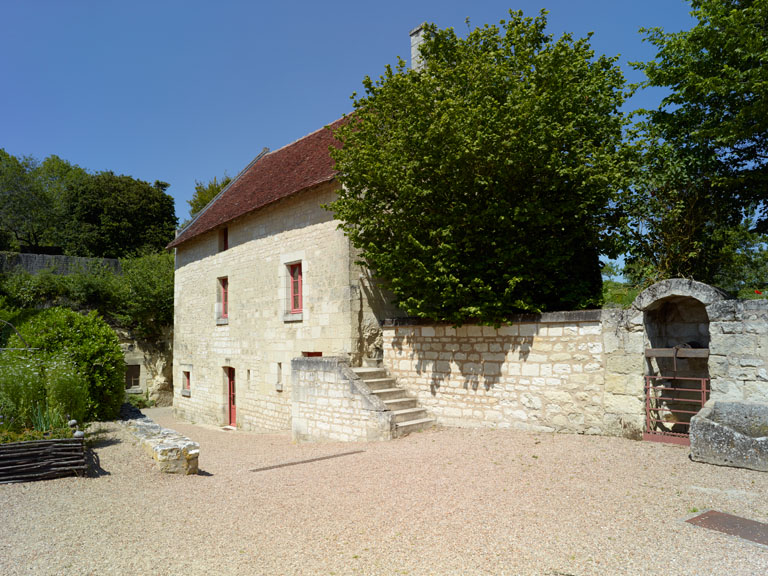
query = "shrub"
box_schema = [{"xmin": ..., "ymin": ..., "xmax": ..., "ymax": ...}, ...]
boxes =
[
  {"xmin": 0, "ymin": 349, "xmax": 87, "ymax": 436},
  {"xmin": 8, "ymin": 307, "xmax": 125, "ymax": 421}
]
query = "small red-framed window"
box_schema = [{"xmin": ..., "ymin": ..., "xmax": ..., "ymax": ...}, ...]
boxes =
[
  {"xmin": 219, "ymin": 277, "xmax": 229, "ymax": 318},
  {"xmin": 289, "ymin": 263, "xmax": 302, "ymax": 313},
  {"xmin": 183, "ymin": 371, "xmax": 190, "ymax": 390}
]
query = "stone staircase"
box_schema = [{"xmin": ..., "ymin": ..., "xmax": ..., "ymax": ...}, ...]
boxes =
[{"xmin": 351, "ymin": 366, "xmax": 435, "ymax": 437}]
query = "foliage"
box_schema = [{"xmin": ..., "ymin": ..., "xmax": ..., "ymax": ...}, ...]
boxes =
[
  {"xmin": 6, "ymin": 308, "xmax": 125, "ymax": 421},
  {"xmin": 0, "ymin": 151, "xmax": 69, "ymax": 251},
  {"xmin": 625, "ymin": 0, "xmax": 768, "ymax": 290},
  {"xmin": 63, "ymin": 172, "xmax": 177, "ymax": 257},
  {"xmin": 0, "ymin": 252, "xmax": 174, "ymax": 339},
  {"xmin": 331, "ymin": 11, "xmax": 630, "ymax": 323},
  {"xmin": 0, "ymin": 349, "xmax": 87, "ymax": 437},
  {"xmin": 602, "ymin": 280, "xmax": 641, "ymax": 309},
  {"xmin": 0, "ymin": 427, "xmax": 73, "ymax": 444},
  {"xmin": 117, "ymin": 252, "xmax": 175, "ymax": 339},
  {"xmin": 0, "ymin": 150, "xmax": 177, "ymax": 257},
  {"xmin": 188, "ymin": 174, "xmax": 232, "ymax": 219},
  {"xmin": 125, "ymin": 393, "xmax": 154, "ymax": 410}
]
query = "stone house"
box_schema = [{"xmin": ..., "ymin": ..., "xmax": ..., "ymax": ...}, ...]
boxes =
[{"xmin": 168, "ymin": 120, "xmax": 399, "ymax": 431}]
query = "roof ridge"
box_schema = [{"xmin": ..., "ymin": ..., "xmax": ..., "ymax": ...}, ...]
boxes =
[
  {"xmin": 263, "ymin": 116, "xmax": 346, "ymax": 158},
  {"xmin": 173, "ymin": 147, "xmax": 270, "ymax": 239}
]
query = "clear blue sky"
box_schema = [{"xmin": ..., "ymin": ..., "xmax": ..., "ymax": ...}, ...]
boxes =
[{"xmin": 1, "ymin": 1, "xmax": 695, "ymax": 221}]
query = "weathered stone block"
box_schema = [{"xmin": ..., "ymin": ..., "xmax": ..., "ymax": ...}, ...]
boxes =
[{"xmin": 690, "ymin": 401, "xmax": 768, "ymax": 472}]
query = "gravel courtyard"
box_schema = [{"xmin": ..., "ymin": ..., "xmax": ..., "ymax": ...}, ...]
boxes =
[{"xmin": 2, "ymin": 407, "xmax": 767, "ymax": 576}]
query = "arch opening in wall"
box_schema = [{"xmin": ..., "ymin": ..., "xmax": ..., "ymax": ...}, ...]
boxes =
[{"xmin": 642, "ymin": 295, "xmax": 711, "ymax": 444}]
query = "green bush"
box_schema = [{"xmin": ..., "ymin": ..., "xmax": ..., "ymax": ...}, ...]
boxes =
[
  {"xmin": 0, "ymin": 252, "xmax": 174, "ymax": 340},
  {"xmin": 8, "ymin": 307, "xmax": 125, "ymax": 421}
]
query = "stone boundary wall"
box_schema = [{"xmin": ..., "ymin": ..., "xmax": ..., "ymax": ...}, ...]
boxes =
[
  {"xmin": 383, "ymin": 312, "xmax": 612, "ymax": 435},
  {"xmin": 382, "ymin": 280, "xmax": 768, "ymax": 440},
  {"xmin": 291, "ymin": 357, "xmax": 393, "ymax": 442},
  {"xmin": 0, "ymin": 252, "xmax": 121, "ymax": 276}
]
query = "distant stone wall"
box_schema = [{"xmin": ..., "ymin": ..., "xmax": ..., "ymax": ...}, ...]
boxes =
[
  {"xmin": 291, "ymin": 357, "xmax": 392, "ymax": 442},
  {"xmin": 0, "ymin": 252, "xmax": 120, "ymax": 275}
]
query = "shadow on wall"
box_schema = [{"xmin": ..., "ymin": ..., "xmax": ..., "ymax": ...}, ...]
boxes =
[
  {"xmin": 388, "ymin": 321, "xmax": 538, "ymax": 394},
  {"xmin": 356, "ymin": 270, "xmax": 405, "ymax": 363}
]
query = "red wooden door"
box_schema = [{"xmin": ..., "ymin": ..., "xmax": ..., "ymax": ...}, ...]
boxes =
[{"xmin": 227, "ymin": 367, "xmax": 236, "ymax": 426}]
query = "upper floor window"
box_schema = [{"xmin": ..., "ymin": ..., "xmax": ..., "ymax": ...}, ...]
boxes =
[
  {"xmin": 288, "ymin": 263, "xmax": 302, "ymax": 313},
  {"xmin": 218, "ymin": 228, "xmax": 228, "ymax": 252},
  {"xmin": 217, "ymin": 276, "xmax": 229, "ymax": 323}
]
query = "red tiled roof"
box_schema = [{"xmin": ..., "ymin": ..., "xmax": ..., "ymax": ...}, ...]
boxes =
[{"xmin": 168, "ymin": 117, "xmax": 345, "ymax": 249}]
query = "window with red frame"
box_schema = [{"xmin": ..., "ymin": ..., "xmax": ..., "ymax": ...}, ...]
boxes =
[
  {"xmin": 219, "ymin": 277, "xmax": 229, "ymax": 318},
  {"xmin": 183, "ymin": 371, "xmax": 190, "ymax": 390},
  {"xmin": 288, "ymin": 263, "xmax": 302, "ymax": 313}
]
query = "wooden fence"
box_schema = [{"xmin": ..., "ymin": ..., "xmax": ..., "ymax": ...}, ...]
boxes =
[{"xmin": 0, "ymin": 438, "xmax": 86, "ymax": 483}]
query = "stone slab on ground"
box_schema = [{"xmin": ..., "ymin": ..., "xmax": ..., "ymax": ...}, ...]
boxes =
[
  {"xmin": 122, "ymin": 413, "xmax": 199, "ymax": 474},
  {"xmin": 690, "ymin": 400, "xmax": 768, "ymax": 472}
]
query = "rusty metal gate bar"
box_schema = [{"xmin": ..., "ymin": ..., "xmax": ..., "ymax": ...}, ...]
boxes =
[{"xmin": 643, "ymin": 376, "xmax": 710, "ymax": 446}]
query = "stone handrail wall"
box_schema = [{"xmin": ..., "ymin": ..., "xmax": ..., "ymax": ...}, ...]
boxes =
[{"xmin": 291, "ymin": 356, "xmax": 393, "ymax": 442}]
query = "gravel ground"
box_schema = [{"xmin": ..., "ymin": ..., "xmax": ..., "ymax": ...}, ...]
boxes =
[{"xmin": 1, "ymin": 407, "xmax": 767, "ymax": 576}]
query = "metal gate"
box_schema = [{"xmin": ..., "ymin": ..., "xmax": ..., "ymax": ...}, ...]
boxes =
[{"xmin": 643, "ymin": 375, "xmax": 710, "ymax": 445}]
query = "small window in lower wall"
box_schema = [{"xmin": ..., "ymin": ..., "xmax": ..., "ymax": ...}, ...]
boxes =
[
  {"xmin": 302, "ymin": 351, "xmax": 322, "ymax": 357},
  {"xmin": 181, "ymin": 371, "xmax": 191, "ymax": 397}
]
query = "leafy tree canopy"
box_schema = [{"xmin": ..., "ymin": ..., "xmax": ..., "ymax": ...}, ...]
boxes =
[
  {"xmin": 331, "ymin": 10, "xmax": 630, "ymax": 324},
  {"xmin": 0, "ymin": 150, "xmax": 177, "ymax": 257},
  {"xmin": 63, "ymin": 172, "xmax": 176, "ymax": 258},
  {"xmin": 188, "ymin": 174, "xmax": 232, "ymax": 219},
  {"xmin": 624, "ymin": 0, "xmax": 768, "ymax": 291},
  {"xmin": 0, "ymin": 151, "xmax": 86, "ymax": 251}
]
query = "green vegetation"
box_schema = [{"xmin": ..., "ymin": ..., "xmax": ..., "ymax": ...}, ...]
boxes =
[
  {"xmin": 3, "ymin": 308, "xmax": 125, "ymax": 422},
  {"xmin": 0, "ymin": 251, "xmax": 174, "ymax": 340},
  {"xmin": 623, "ymin": 0, "xmax": 768, "ymax": 292},
  {"xmin": 188, "ymin": 174, "xmax": 232, "ymax": 219},
  {"xmin": 0, "ymin": 151, "xmax": 177, "ymax": 257},
  {"xmin": 331, "ymin": 10, "xmax": 629, "ymax": 324}
]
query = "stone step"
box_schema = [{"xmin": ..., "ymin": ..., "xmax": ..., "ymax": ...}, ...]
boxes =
[
  {"xmin": 352, "ymin": 366, "xmax": 388, "ymax": 380},
  {"xmin": 395, "ymin": 417, "xmax": 435, "ymax": 437},
  {"xmin": 383, "ymin": 397, "xmax": 419, "ymax": 411},
  {"xmin": 370, "ymin": 387, "xmax": 408, "ymax": 401},
  {"xmin": 391, "ymin": 407, "xmax": 428, "ymax": 424},
  {"xmin": 360, "ymin": 377, "xmax": 397, "ymax": 391}
]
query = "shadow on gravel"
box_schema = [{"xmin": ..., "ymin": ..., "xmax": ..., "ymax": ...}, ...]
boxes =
[
  {"xmin": 84, "ymin": 447, "xmax": 110, "ymax": 478},
  {"xmin": 120, "ymin": 403, "xmax": 145, "ymax": 421},
  {"xmin": 197, "ymin": 470, "xmax": 214, "ymax": 477},
  {"xmin": 249, "ymin": 450, "xmax": 366, "ymax": 472}
]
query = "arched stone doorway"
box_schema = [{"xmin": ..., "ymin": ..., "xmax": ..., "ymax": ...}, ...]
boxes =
[{"xmin": 632, "ymin": 279, "xmax": 727, "ymax": 443}]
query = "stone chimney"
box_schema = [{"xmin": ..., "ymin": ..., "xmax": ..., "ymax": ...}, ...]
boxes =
[{"xmin": 410, "ymin": 24, "xmax": 426, "ymax": 71}]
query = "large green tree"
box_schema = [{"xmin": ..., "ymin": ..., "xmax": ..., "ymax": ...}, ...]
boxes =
[
  {"xmin": 0, "ymin": 151, "xmax": 85, "ymax": 251},
  {"xmin": 331, "ymin": 11, "xmax": 630, "ymax": 323},
  {"xmin": 62, "ymin": 172, "xmax": 177, "ymax": 258},
  {"xmin": 625, "ymin": 0, "xmax": 768, "ymax": 290}
]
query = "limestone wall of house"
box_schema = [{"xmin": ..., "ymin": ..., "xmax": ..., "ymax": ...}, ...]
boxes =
[
  {"xmin": 291, "ymin": 357, "xmax": 392, "ymax": 442},
  {"xmin": 173, "ymin": 183, "xmax": 378, "ymax": 430},
  {"xmin": 383, "ymin": 311, "xmax": 609, "ymax": 434}
]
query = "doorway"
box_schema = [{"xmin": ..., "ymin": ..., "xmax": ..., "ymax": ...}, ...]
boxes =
[
  {"xmin": 643, "ymin": 296, "xmax": 710, "ymax": 444},
  {"xmin": 226, "ymin": 367, "xmax": 236, "ymax": 426}
]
